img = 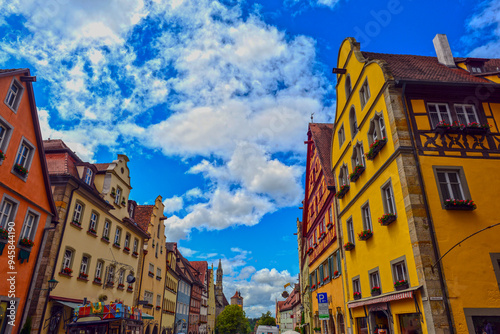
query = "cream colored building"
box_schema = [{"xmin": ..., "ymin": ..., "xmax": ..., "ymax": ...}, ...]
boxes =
[
  {"xmin": 162, "ymin": 242, "xmax": 179, "ymax": 334},
  {"xmin": 207, "ymin": 265, "xmax": 216, "ymax": 334},
  {"xmin": 39, "ymin": 141, "xmax": 149, "ymax": 333},
  {"xmin": 135, "ymin": 196, "xmax": 167, "ymax": 334}
]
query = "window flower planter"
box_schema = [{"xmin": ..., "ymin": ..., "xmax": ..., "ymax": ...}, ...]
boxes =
[
  {"xmin": 444, "ymin": 199, "xmax": 476, "ymax": 210},
  {"xmin": 344, "ymin": 242, "xmax": 355, "ymax": 251},
  {"xmin": 319, "ymin": 232, "xmax": 326, "ymax": 241},
  {"xmin": 71, "ymin": 220, "xmax": 82, "ymax": 229},
  {"xmin": 156, "ymin": 306, "xmax": 161, "ymax": 310},
  {"xmin": 101, "ymin": 236, "xmax": 110, "ymax": 243},
  {"xmin": 464, "ymin": 122, "xmax": 490, "ymax": 135},
  {"xmin": 62, "ymin": 267, "xmax": 73, "ymax": 275},
  {"xmin": 144, "ymin": 304, "xmax": 153, "ymax": 309},
  {"xmin": 148, "ymin": 271, "xmax": 154, "ymax": 277},
  {"xmin": 349, "ymin": 165, "xmax": 365, "ymax": 182},
  {"xmin": 87, "ymin": 229, "xmax": 97, "ymax": 237},
  {"xmin": 365, "ymin": 138, "xmax": 387, "ymax": 160},
  {"xmin": 326, "ymin": 223, "xmax": 333, "ymax": 230},
  {"xmin": 19, "ymin": 238, "xmax": 34, "ymax": 248},
  {"xmin": 0, "ymin": 241, "xmax": 6, "ymax": 256},
  {"xmin": 121, "ymin": 200, "xmax": 126, "ymax": 206},
  {"xmin": 323, "ymin": 276, "xmax": 329, "ymax": 282},
  {"xmin": 434, "ymin": 121, "xmax": 464, "ymax": 134},
  {"xmin": 353, "ymin": 292, "xmax": 361, "ymax": 300},
  {"xmin": 333, "ymin": 270, "xmax": 339, "ymax": 277},
  {"xmin": 106, "ymin": 281, "xmax": 114, "ymax": 287},
  {"xmin": 18, "ymin": 247, "xmax": 31, "ymax": 263},
  {"xmin": 156, "ymin": 276, "xmax": 162, "ymax": 281},
  {"xmin": 123, "ymin": 247, "xmax": 130, "ymax": 253},
  {"xmin": 311, "ymin": 284, "xmax": 315, "ymax": 289},
  {"xmin": 371, "ymin": 287, "xmax": 381, "ymax": 296},
  {"xmin": 394, "ymin": 280, "xmax": 409, "ymax": 291},
  {"xmin": 117, "ymin": 283, "xmax": 125, "ymax": 289},
  {"xmin": 93, "ymin": 278, "xmax": 102, "ymax": 285},
  {"xmin": 14, "ymin": 163, "xmax": 28, "ymax": 176},
  {"xmin": 0, "ymin": 150, "xmax": 5, "ymax": 160},
  {"xmin": 358, "ymin": 230, "xmax": 373, "ymax": 241},
  {"xmin": 113, "ymin": 243, "xmax": 121, "ymax": 249},
  {"xmin": 132, "ymin": 251, "xmax": 139, "ymax": 257},
  {"xmin": 127, "ymin": 285, "xmax": 133, "ymax": 292},
  {"xmin": 0, "ymin": 227, "xmax": 8, "ymax": 240},
  {"xmin": 336, "ymin": 185, "xmax": 350, "ymax": 199},
  {"xmin": 378, "ymin": 213, "xmax": 396, "ymax": 226},
  {"xmin": 307, "ymin": 247, "xmax": 313, "ymax": 254},
  {"xmin": 313, "ymin": 242, "xmax": 318, "ymax": 248}
]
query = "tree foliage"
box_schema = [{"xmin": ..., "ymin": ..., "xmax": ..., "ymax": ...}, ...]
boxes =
[
  {"xmin": 257, "ymin": 311, "xmax": 276, "ymax": 326},
  {"xmin": 216, "ymin": 305, "xmax": 250, "ymax": 334}
]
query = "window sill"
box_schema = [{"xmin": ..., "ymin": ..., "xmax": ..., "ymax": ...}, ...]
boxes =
[
  {"xmin": 87, "ymin": 230, "xmax": 98, "ymax": 237},
  {"xmin": 77, "ymin": 277, "xmax": 89, "ymax": 282},
  {"xmin": 112, "ymin": 243, "xmax": 121, "ymax": 249},
  {"xmin": 12, "ymin": 168, "xmax": 28, "ymax": 181},
  {"xmin": 70, "ymin": 222, "xmax": 83, "ymax": 230},
  {"xmin": 58, "ymin": 272, "xmax": 73, "ymax": 278},
  {"xmin": 123, "ymin": 248, "xmax": 130, "ymax": 254},
  {"xmin": 92, "ymin": 280, "xmax": 102, "ymax": 286},
  {"xmin": 101, "ymin": 237, "xmax": 110, "ymax": 243},
  {"xmin": 444, "ymin": 205, "xmax": 476, "ymax": 211},
  {"xmin": 132, "ymin": 252, "xmax": 139, "ymax": 258}
]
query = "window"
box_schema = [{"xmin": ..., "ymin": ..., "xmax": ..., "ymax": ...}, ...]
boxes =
[
  {"xmin": 338, "ymin": 125, "xmax": 345, "ymax": 148},
  {"xmin": 351, "ymin": 142, "xmax": 365, "ymax": 168},
  {"xmin": 381, "ymin": 180, "xmax": 396, "ymax": 215},
  {"xmin": 455, "ymin": 104, "xmax": 479, "ymax": 125},
  {"xmin": 157, "ymin": 268, "xmax": 162, "ymax": 278},
  {"xmin": 158, "ymin": 221, "xmax": 161, "ymax": 236},
  {"xmin": 80, "ymin": 255, "xmax": 90, "ymax": 275},
  {"xmin": 144, "ymin": 291, "xmax": 153, "ymax": 305},
  {"xmin": 349, "ymin": 107, "xmax": 358, "ymax": 138},
  {"xmin": 346, "ymin": 218, "xmax": 355, "ymax": 243},
  {"xmin": 368, "ymin": 113, "xmax": 388, "ymax": 144},
  {"xmin": 392, "ymin": 260, "xmax": 407, "ymax": 282},
  {"xmin": 359, "ymin": 79, "xmax": 371, "ymax": 109},
  {"xmin": 361, "ymin": 202, "xmax": 372, "ymax": 231},
  {"xmin": 345, "ymin": 75, "xmax": 352, "ymax": 98},
  {"xmin": 157, "ymin": 294, "xmax": 162, "ymax": 307},
  {"xmin": 133, "ymin": 238, "xmax": 138, "ymax": 253},
  {"xmin": 115, "ymin": 187, "xmax": 122, "ymax": 205},
  {"xmin": 13, "ymin": 138, "xmax": 35, "ymax": 177},
  {"xmin": 89, "ymin": 211, "xmax": 98, "ymax": 232},
  {"xmin": 0, "ymin": 116, "xmax": 13, "ymax": 154},
  {"xmin": 319, "ymin": 217, "xmax": 326, "ymax": 234},
  {"xmin": 84, "ymin": 168, "xmax": 93, "ymax": 185},
  {"xmin": 369, "ymin": 270, "xmax": 381, "ymax": 290},
  {"xmin": 106, "ymin": 265, "xmax": 115, "ymax": 284},
  {"xmin": 427, "ymin": 103, "xmax": 452, "ymax": 129},
  {"xmin": 489, "ymin": 253, "xmax": 500, "ymax": 290},
  {"xmin": 470, "ymin": 66, "xmax": 482, "ymax": 73},
  {"xmin": 318, "ymin": 263, "xmax": 324, "ymax": 282},
  {"xmin": 129, "ymin": 204, "xmax": 134, "ymax": 218},
  {"xmin": 437, "ymin": 171, "xmax": 465, "ymax": 200},
  {"xmin": 62, "ymin": 249, "xmax": 73, "ymax": 270},
  {"xmin": 72, "ymin": 202, "xmax": 84, "ymax": 224},
  {"xmin": 20, "ymin": 210, "xmax": 39, "ymax": 240},
  {"xmin": 124, "ymin": 233, "xmax": 130, "ymax": 249},
  {"xmin": 95, "ymin": 261, "xmax": 103, "ymax": 279},
  {"xmin": 149, "ymin": 263, "xmax": 154, "ymax": 275},
  {"xmin": 103, "ymin": 220, "xmax": 110, "ymax": 238},
  {"xmin": 338, "ymin": 164, "xmax": 349, "ymax": 186},
  {"xmin": 114, "ymin": 227, "xmax": 121, "ymax": 245},
  {"xmin": 0, "ymin": 198, "xmax": 17, "ymax": 229},
  {"xmin": 352, "ymin": 277, "xmax": 361, "ymax": 294},
  {"xmin": 4, "ymin": 78, "xmax": 24, "ymax": 112},
  {"xmin": 118, "ymin": 269, "xmax": 125, "ymax": 285},
  {"xmin": 328, "ymin": 207, "xmax": 333, "ymax": 225}
]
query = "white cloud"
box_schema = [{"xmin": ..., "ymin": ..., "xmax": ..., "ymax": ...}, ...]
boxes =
[
  {"xmin": 163, "ymin": 196, "xmax": 184, "ymax": 214},
  {"xmin": 284, "ymin": 0, "xmax": 342, "ymax": 10},
  {"xmin": 177, "ymin": 246, "xmax": 197, "ymax": 257},
  {"xmin": 466, "ymin": 0, "xmax": 500, "ymax": 57}
]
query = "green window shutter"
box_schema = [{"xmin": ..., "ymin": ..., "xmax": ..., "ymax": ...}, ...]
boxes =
[
  {"xmin": 319, "ymin": 264, "xmax": 324, "ymax": 282},
  {"xmin": 309, "ymin": 274, "xmax": 312, "ymax": 287},
  {"xmin": 329, "ymin": 256, "xmax": 334, "ymax": 277},
  {"xmin": 337, "ymin": 251, "xmax": 341, "ymax": 275}
]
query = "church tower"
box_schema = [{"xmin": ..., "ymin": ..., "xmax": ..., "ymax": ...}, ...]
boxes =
[{"xmin": 215, "ymin": 258, "xmax": 223, "ymax": 296}]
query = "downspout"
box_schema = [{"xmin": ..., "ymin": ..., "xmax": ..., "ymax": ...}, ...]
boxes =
[
  {"xmin": 399, "ymin": 82, "xmax": 455, "ymax": 334},
  {"xmin": 38, "ymin": 182, "xmax": 80, "ymax": 334},
  {"xmin": 137, "ymin": 244, "xmax": 147, "ymax": 307}
]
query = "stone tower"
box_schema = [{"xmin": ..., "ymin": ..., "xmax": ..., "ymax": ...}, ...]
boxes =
[{"xmin": 215, "ymin": 258, "xmax": 223, "ymax": 296}]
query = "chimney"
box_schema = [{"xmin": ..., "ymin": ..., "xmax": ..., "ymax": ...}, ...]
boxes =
[{"xmin": 433, "ymin": 34, "xmax": 456, "ymax": 67}]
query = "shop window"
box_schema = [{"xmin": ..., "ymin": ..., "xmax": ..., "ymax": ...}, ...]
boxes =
[
  {"xmin": 399, "ymin": 313, "xmax": 423, "ymax": 334},
  {"xmin": 356, "ymin": 317, "xmax": 368, "ymax": 334}
]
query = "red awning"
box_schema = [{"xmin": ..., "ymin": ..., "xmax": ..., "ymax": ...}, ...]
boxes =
[{"xmin": 348, "ymin": 291, "xmax": 413, "ymax": 309}]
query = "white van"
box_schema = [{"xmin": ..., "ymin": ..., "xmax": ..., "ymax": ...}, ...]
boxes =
[{"xmin": 256, "ymin": 325, "xmax": 279, "ymax": 334}]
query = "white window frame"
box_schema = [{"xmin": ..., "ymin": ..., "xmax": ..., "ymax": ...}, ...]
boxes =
[
  {"xmin": 80, "ymin": 255, "xmax": 89, "ymax": 275},
  {"xmin": 89, "ymin": 211, "xmax": 98, "ymax": 231},
  {"xmin": 427, "ymin": 103, "xmax": 452, "ymax": 128},
  {"xmin": 361, "ymin": 202, "xmax": 372, "ymax": 231},
  {"xmin": 338, "ymin": 164, "xmax": 349, "ymax": 187},
  {"xmin": 124, "ymin": 233, "xmax": 130, "ymax": 249},
  {"xmin": 12, "ymin": 137, "xmax": 35, "ymax": 178},
  {"xmin": 351, "ymin": 142, "xmax": 366, "ymax": 168},
  {"xmin": 84, "ymin": 168, "xmax": 93, "ymax": 185},
  {"xmin": 346, "ymin": 218, "xmax": 355, "ymax": 243},
  {"xmin": 0, "ymin": 196, "xmax": 18, "ymax": 229},
  {"xmin": 381, "ymin": 180, "xmax": 396, "ymax": 215},
  {"xmin": 95, "ymin": 261, "xmax": 103, "ymax": 279},
  {"xmin": 369, "ymin": 270, "xmax": 380, "ymax": 289},
  {"xmin": 20, "ymin": 209, "xmax": 40, "ymax": 240},
  {"xmin": 115, "ymin": 187, "xmax": 122, "ymax": 205},
  {"xmin": 368, "ymin": 113, "xmax": 388, "ymax": 144},
  {"xmin": 352, "ymin": 278, "xmax": 361, "ymax": 293},
  {"xmin": 454, "ymin": 104, "xmax": 479, "ymax": 125},
  {"xmin": 114, "ymin": 227, "xmax": 121, "ymax": 245},
  {"xmin": 103, "ymin": 220, "xmax": 110, "ymax": 238},
  {"xmin": 4, "ymin": 77, "xmax": 24, "ymax": 113},
  {"xmin": 118, "ymin": 269, "xmax": 125, "ymax": 285},
  {"xmin": 393, "ymin": 261, "xmax": 407, "ymax": 282},
  {"xmin": 133, "ymin": 238, "xmax": 138, "ymax": 253},
  {"xmin": 72, "ymin": 202, "xmax": 84, "ymax": 224},
  {"xmin": 437, "ymin": 171, "xmax": 465, "ymax": 200},
  {"xmin": 338, "ymin": 125, "xmax": 345, "ymax": 148},
  {"xmin": 62, "ymin": 249, "xmax": 73, "ymax": 270},
  {"xmin": 0, "ymin": 115, "xmax": 13, "ymax": 158}
]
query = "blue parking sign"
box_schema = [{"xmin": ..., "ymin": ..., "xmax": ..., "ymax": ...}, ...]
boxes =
[{"xmin": 317, "ymin": 292, "xmax": 328, "ymax": 304}]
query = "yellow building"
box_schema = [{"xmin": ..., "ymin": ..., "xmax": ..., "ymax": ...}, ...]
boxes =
[
  {"xmin": 332, "ymin": 35, "xmax": 500, "ymax": 334},
  {"xmin": 303, "ymin": 123, "xmax": 345, "ymax": 334},
  {"xmin": 39, "ymin": 140, "xmax": 149, "ymax": 333},
  {"xmin": 207, "ymin": 265, "xmax": 216, "ymax": 334},
  {"xmin": 135, "ymin": 196, "xmax": 168, "ymax": 334},
  {"xmin": 297, "ymin": 217, "xmax": 312, "ymax": 334},
  {"xmin": 163, "ymin": 242, "xmax": 180, "ymax": 334}
]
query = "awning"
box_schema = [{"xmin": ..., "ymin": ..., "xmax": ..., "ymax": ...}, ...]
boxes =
[
  {"xmin": 56, "ymin": 300, "xmax": 81, "ymax": 310},
  {"xmin": 347, "ymin": 286, "xmax": 421, "ymax": 309},
  {"xmin": 143, "ymin": 313, "xmax": 154, "ymax": 319}
]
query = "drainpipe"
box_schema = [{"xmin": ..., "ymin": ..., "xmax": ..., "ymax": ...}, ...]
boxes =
[
  {"xmin": 38, "ymin": 182, "xmax": 80, "ymax": 334},
  {"xmin": 399, "ymin": 82, "xmax": 455, "ymax": 334}
]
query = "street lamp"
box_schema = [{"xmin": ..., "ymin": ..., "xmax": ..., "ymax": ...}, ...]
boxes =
[{"xmin": 47, "ymin": 278, "xmax": 59, "ymax": 291}]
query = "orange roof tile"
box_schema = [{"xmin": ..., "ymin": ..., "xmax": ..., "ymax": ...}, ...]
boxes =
[
  {"xmin": 134, "ymin": 205, "xmax": 154, "ymax": 233},
  {"xmin": 309, "ymin": 123, "xmax": 335, "ymax": 187}
]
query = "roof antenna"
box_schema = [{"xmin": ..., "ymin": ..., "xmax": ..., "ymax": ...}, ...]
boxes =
[{"xmin": 310, "ymin": 113, "xmax": 315, "ymax": 123}]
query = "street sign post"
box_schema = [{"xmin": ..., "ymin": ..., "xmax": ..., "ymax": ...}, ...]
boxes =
[{"xmin": 316, "ymin": 293, "xmax": 329, "ymax": 319}]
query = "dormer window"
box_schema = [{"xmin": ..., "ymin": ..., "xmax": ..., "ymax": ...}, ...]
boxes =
[
  {"xmin": 84, "ymin": 168, "xmax": 93, "ymax": 185},
  {"xmin": 466, "ymin": 60, "xmax": 486, "ymax": 74}
]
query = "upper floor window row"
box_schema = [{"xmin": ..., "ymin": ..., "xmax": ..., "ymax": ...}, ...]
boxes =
[{"xmin": 427, "ymin": 103, "xmax": 481, "ymax": 129}]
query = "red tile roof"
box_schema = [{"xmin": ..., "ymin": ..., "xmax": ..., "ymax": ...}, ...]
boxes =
[
  {"xmin": 309, "ymin": 123, "xmax": 335, "ymax": 187},
  {"xmin": 190, "ymin": 261, "xmax": 208, "ymax": 283},
  {"xmin": 134, "ymin": 205, "xmax": 154, "ymax": 233},
  {"xmin": 94, "ymin": 163, "xmax": 110, "ymax": 172},
  {"xmin": 44, "ymin": 140, "xmax": 81, "ymax": 178},
  {"xmin": 361, "ymin": 52, "xmax": 500, "ymax": 84}
]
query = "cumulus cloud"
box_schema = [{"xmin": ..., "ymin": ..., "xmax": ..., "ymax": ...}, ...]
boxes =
[
  {"xmin": 163, "ymin": 195, "xmax": 184, "ymax": 214},
  {"xmin": 465, "ymin": 0, "xmax": 500, "ymax": 57},
  {"xmin": 284, "ymin": 0, "xmax": 342, "ymax": 10}
]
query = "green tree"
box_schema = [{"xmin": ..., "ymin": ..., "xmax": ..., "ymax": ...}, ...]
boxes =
[
  {"xmin": 257, "ymin": 311, "xmax": 276, "ymax": 326},
  {"xmin": 216, "ymin": 305, "xmax": 250, "ymax": 334}
]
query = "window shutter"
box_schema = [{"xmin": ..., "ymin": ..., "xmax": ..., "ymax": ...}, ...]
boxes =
[
  {"xmin": 337, "ymin": 251, "xmax": 341, "ymax": 275},
  {"xmin": 328, "ymin": 256, "xmax": 333, "ymax": 278},
  {"xmin": 319, "ymin": 264, "xmax": 324, "ymax": 282}
]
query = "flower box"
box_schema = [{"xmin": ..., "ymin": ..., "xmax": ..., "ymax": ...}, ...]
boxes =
[
  {"xmin": 19, "ymin": 238, "xmax": 34, "ymax": 248},
  {"xmin": 121, "ymin": 200, "xmax": 127, "ymax": 206},
  {"xmin": 127, "ymin": 285, "xmax": 133, "ymax": 292},
  {"xmin": 311, "ymin": 284, "xmax": 316, "ymax": 289},
  {"xmin": 118, "ymin": 283, "xmax": 125, "ymax": 289},
  {"xmin": 59, "ymin": 271, "xmax": 72, "ymax": 278},
  {"xmin": 394, "ymin": 280, "xmax": 408, "ymax": 291},
  {"xmin": 101, "ymin": 236, "xmax": 110, "ymax": 243},
  {"xmin": 14, "ymin": 163, "xmax": 28, "ymax": 176},
  {"xmin": 143, "ymin": 304, "xmax": 153, "ymax": 309},
  {"xmin": 0, "ymin": 150, "xmax": 5, "ymax": 160},
  {"xmin": 93, "ymin": 278, "xmax": 102, "ymax": 285},
  {"xmin": 156, "ymin": 276, "xmax": 162, "ymax": 281},
  {"xmin": 336, "ymin": 184, "xmax": 350, "ymax": 199},
  {"xmin": 344, "ymin": 242, "xmax": 355, "ymax": 251},
  {"xmin": 307, "ymin": 247, "xmax": 313, "ymax": 254},
  {"xmin": 71, "ymin": 220, "xmax": 82, "ymax": 229},
  {"xmin": 378, "ymin": 213, "xmax": 396, "ymax": 226},
  {"xmin": 464, "ymin": 122, "xmax": 490, "ymax": 135},
  {"xmin": 444, "ymin": 199, "xmax": 476, "ymax": 210},
  {"xmin": 434, "ymin": 121, "xmax": 464, "ymax": 134},
  {"xmin": 106, "ymin": 281, "xmax": 114, "ymax": 287},
  {"xmin": 319, "ymin": 232, "xmax": 326, "ymax": 241},
  {"xmin": 132, "ymin": 251, "xmax": 139, "ymax": 257},
  {"xmin": 365, "ymin": 138, "xmax": 387, "ymax": 160},
  {"xmin": 326, "ymin": 223, "xmax": 333, "ymax": 230},
  {"xmin": 323, "ymin": 276, "xmax": 329, "ymax": 282},
  {"xmin": 358, "ymin": 230, "xmax": 373, "ymax": 241},
  {"xmin": 62, "ymin": 267, "xmax": 73, "ymax": 275},
  {"xmin": 77, "ymin": 276, "xmax": 89, "ymax": 282},
  {"xmin": 353, "ymin": 292, "xmax": 361, "ymax": 300},
  {"xmin": 349, "ymin": 165, "xmax": 365, "ymax": 182},
  {"xmin": 0, "ymin": 227, "xmax": 8, "ymax": 240},
  {"xmin": 18, "ymin": 247, "xmax": 31, "ymax": 263},
  {"xmin": 113, "ymin": 243, "xmax": 121, "ymax": 249},
  {"xmin": 148, "ymin": 271, "xmax": 154, "ymax": 277},
  {"xmin": 371, "ymin": 287, "xmax": 381, "ymax": 296},
  {"xmin": 87, "ymin": 230, "xmax": 97, "ymax": 237},
  {"xmin": 156, "ymin": 306, "xmax": 161, "ymax": 310}
]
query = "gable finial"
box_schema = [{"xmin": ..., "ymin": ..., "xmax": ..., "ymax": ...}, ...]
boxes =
[{"xmin": 310, "ymin": 112, "xmax": 315, "ymax": 123}]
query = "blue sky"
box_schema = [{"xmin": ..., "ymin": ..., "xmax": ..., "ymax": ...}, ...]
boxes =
[{"xmin": 1, "ymin": 0, "xmax": 499, "ymax": 318}]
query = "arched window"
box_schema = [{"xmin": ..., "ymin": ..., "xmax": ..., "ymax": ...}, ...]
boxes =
[
  {"xmin": 367, "ymin": 112, "xmax": 387, "ymax": 145},
  {"xmin": 345, "ymin": 74, "xmax": 352, "ymax": 98},
  {"xmin": 351, "ymin": 142, "xmax": 365, "ymax": 169},
  {"xmin": 349, "ymin": 107, "xmax": 358, "ymax": 138}
]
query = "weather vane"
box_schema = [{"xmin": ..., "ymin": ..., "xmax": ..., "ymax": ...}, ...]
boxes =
[{"xmin": 311, "ymin": 112, "xmax": 315, "ymax": 123}]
